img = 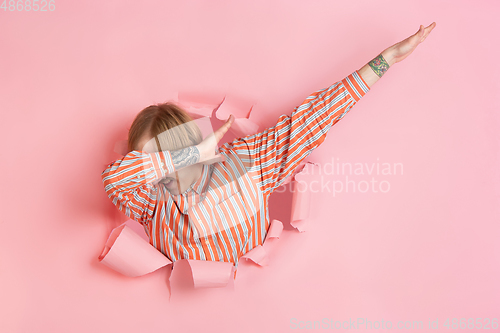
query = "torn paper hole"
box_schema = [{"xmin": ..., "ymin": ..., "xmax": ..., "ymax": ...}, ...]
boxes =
[{"xmin": 102, "ymin": 97, "xmax": 322, "ymax": 294}]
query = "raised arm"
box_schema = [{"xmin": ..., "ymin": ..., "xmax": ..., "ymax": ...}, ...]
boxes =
[
  {"xmin": 101, "ymin": 148, "xmax": 198, "ymax": 225},
  {"xmin": 102, "ymin": 146, "xmax": 200, "ymax": 192},
  {"xmin": 217, "ymin": 23, "xmax": 436, "ymax": 196},
  {"xmin": 225, "ymin": 70, "xmax": 370, "ymax": 195},
  {"xmin": 101, "ymin": 117, "xmax": 235, "ymax": 225}
]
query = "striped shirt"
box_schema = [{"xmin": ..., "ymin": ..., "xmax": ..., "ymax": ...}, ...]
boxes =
[{"xmin": 101, "ymin": 70, "xmax": 370, "ymax": 267}]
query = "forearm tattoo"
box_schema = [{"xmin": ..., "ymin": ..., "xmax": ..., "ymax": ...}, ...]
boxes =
[
  {"xmin": 171, "ymin": 146, "xmax": 200, "ymax": 169},
  {"xmin": 369, "ymin": 54, "xmax": 390, "ymax": 78}
]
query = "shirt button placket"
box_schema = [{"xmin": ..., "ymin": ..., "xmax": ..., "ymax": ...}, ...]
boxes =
[{"xmin": 203, "ymin": 235, "xmax": 210, "ymax": 246}]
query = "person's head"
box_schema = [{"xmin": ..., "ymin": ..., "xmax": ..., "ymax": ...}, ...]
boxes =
[
  {"xmin": 128, "ymin": 102, "xmax": 204, "ymax": 195},
  {"xmin": 128, "ymin": 102, "xmax": 203, "ymax": 153}
]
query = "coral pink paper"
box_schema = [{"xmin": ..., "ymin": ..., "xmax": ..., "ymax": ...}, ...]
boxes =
[
  {"xmin": 98, "ymin": 223, "xmax": 172, "ymax": 278},
  {"xmin": 182, "ymin": 105, "xmax": 216, "ymax": 119},
  {"xmin": 240, "ymin": 219, "xmax": 284, "ymax": 266},
  {"xmin": 98, "ymin": 222, "xmax": 234, "ymax": 289},
  {"xmin": 113, "ymin": 139, "xmax": 128, "ymax": 157},
  {"xmin": 176, "ymin": 90, "xmax": 225, "ymax": 119},
  {"xmin": 290, "ymin": 162, "xmax": 319, "ymax": 232},
  {"xmin": 98, "ymin": 219, "xmax": 287, "ymax": 288},
  {"xmin": 187, "ymin": 259, "xmax": 234, "ymax": 288},
  {"xmin": 112, "ymin": 98, "xmax": 260, "ymax": 156},
  {"xmin": 215, "ymin": 95, "xmax": 260, "ymax": 138}
]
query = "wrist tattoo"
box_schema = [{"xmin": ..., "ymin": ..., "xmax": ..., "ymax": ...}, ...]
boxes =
[
  {"xmin": 369, "ymin": 54, "xmax": 390, "ymax": 78},
  {"xmin": 171, "ymin": 146, "xmax": 200, "ymax": 169}
]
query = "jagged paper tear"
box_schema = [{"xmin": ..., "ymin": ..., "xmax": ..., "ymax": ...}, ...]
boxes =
[
  {"xmin": 289, "ymin": 161, "xmax": 321, "ymax": 232},
  {"xmin": 98, "ymin": 223, "xmax": 172, "ymax": 278},
  {"xmin": 112, "ymin": 93, "xmax": 260, "ymax": 157},
  {"xmin": 98, "ymin": 219, "xmax": 285, "ymax": 293},
  {"xmin": 102, "ymin": 97, "xmax": 322, "ymax": 295},
  {"xmin": 215, "ymin": 95, "xmax": 260, "ymax": 138},
  {"xmin": 186, "ymin": 259, "xmax": 234, "ymax": 288}
]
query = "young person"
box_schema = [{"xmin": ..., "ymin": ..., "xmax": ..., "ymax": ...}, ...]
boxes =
[{"xmin": 102, "ymin": 23, "xmax": 436, "ymax": 267}]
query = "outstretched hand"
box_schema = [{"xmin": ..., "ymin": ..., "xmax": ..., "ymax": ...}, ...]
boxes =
[
  {"xmin": 196, "ymin": 114, "xmax": 235, "ymax": 165},
  {"xmin": 386, "ymin": 22, "xmax": 436, "ymax": 64}
]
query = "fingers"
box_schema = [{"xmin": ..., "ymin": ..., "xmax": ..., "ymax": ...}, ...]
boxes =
[
  {"xmin": 220, "ymin": 114, "xmax": 234, "ymax": 134},
  {"xmin": 407, "ymin": 25, "xmax": 423, "ymax": 44},
  {"xmin": 226, "ymin": 114, "xmax": 234, "ymax": 126},
  {"xmin": 421, "ymin": 22, "xmax": 436, "ymax": 42},
  {"xmin": 417, "ymin": 22, "xmax": 435, "ymax": 35},
  {"xmin": 214, "ymin": 114, "xmax": 234, "ymax": 141}
]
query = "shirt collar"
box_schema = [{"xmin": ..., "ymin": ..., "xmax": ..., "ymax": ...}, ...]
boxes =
[
  {"xmin": 170, "ymin": 164, "xmax": 213, "ymax": 201},
  {"xmin": 191, "ymin": 163, "xmax": 212, "ymax": 195}
]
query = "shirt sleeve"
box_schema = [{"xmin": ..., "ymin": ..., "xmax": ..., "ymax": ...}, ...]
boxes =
[
  {"xmin": 100, "ymin": 150, "xmax": 176, "ymax": 225},
  {"xmin": 218, "ymin": 70, "xmax": 370, "ymax": 195}
]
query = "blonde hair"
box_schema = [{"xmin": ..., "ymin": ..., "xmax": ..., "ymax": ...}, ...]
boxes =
[{"xmin": 127, "ymin": 102, "xmax": 203, "ymax": 153}]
